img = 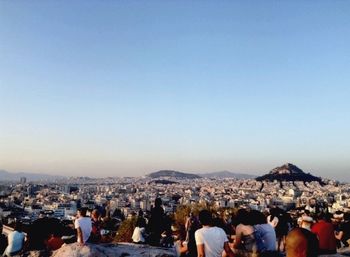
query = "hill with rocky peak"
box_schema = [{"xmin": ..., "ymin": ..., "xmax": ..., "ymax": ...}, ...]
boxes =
[{"xmin": 256, "ymin": 163, "xmax": 324, "ymax": 184}]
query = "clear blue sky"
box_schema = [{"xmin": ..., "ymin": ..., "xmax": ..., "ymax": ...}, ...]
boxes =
[{"xmin": 0, "ymin": 1, "xmax": 349, "ymax": 180}]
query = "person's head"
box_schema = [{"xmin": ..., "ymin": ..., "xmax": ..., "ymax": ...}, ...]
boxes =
[
  {"xmin": 198, "ymin": 210, "xmax": 212, "ymax": 226},
  {"xmin": 249, "ymin": 210, "xmax": 266, "ymax": 225},
  {"xmin": 286, "ymin": 228, "xmax": 318, "ymax": 257},
  {"xmin": 14, "ymin": 221, "xmax": 23, "ymax": 232},
  {"xmin": 138, "ymin": 210, "xmax": 144, "ymax": 217},
  {"xmin": 235, "ymin": 209, "xmax": 250, "ymax": 226},
  {"xmin": 316, "ymin": 212, "xmax": 331, "ymax": 222},
  {"xmin": 91, "ymin": 209, "xmax": 100, "ymax": 220},
  {"xmin": 155, "ymin": 198, "xmax": 162, "ymax": 208},
  {"xmin": 309, "ymin": 198, "xmax": 316, "ymax": 208},
  {"xmin": 301, "ymin": 216, "xmax": 313, "ymax": 229},
  {"xmin": 344, "ymin": 212, "xmax": 350, "ymax": 222},
  {"xmin": 78, "ymin": 207, "xmax": 88, "ymax": 218}
]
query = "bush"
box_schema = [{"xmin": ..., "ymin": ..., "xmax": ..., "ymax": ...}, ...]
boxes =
[{"xmin": 114, "ymin": 216, "xmax": 137, "ymax": 243}]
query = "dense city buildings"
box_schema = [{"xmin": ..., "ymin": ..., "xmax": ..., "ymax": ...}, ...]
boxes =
[{"xmin": 1, "ymin": 173, "xmax": 349, "ymax": 227}]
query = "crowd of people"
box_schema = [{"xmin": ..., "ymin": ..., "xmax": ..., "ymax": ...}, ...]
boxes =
[
  {"xmin": 175, "ymin": 207, "xmax": 350, "ymax": 257},
  {"xmin": 0, "ymin": 204, "xmax": 115, "ymax": 256},
  {"xmin": 1, "ymin": 199, "xmax": 350, "ymax": 257}
]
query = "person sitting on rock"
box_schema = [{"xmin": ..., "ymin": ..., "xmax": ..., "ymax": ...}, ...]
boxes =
[
  {"xmin": 195, "ymin": 210, "xmax": 234, "ymax": 257},
  {"xmin": 74, "ymin": 208, "xmax": 92, "ymax": 245},
  {"xmin": 3, "ymin": 222, "xmax": 25, "ymax": 257},
  {"xmin": 89, "ymin": 209, "xmax": 102, "ymax": 243},
  {"xmin": 232, "ymin": 209, "xmax": 257, "ymax": 252},
  {"xmin": 147, "ymin": 198, "xmax": 165, "ymax": 246}
]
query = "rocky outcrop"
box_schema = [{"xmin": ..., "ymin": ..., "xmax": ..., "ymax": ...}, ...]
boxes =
[
  {"xmin": 19, "ymin": 243, "xmax": 176, "ymax": 257},
  {"xmin": 256, "ymin": 163, "xmax": 324, "ymax": 184},
  {"xmin": 51, "ymin": 243, "xmax": 176, "ymax": 257}
]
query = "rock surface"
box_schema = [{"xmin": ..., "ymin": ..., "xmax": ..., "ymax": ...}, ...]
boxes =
[{"xmin": 51, "ymin": 243, "xmax": 177, "ymax": 257}]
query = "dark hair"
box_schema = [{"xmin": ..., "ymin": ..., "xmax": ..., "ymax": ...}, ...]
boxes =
[
  {"xmin": 199, "ymin": 210, "xmax": 212, "ymax": 226},
  {"xmin": 78, "ymin": 207, "xmax": 88, "ymax": 217},
  {"xmin": 316, "ymin": 212, "xmax": 331, "ymax": 222},
  {"xmin": 14, "ymin": 221, "xmax": 23, "ymax": 232},
  {"xmin": 344, "ymin": 212, "xmax": 350, "ymax": 221},
  {"xmin": 235, "ymin": 209, "xmax": 250, "ymax": 226},
  {"xmin": 249, "ymin": 210, "xmax": 266, "ymax": 225},
  {"xmin": 155, "ymin": 198, "xmax": 162, "ymax": 208}
]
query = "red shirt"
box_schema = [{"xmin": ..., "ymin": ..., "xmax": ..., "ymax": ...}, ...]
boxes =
[
  {"xmin": 47, "ymin": 236, "xmax": 64, "ymax": 251},
  {"xmin": 311, "ymin": 220, "xmax": 337, "ymax": 253}
]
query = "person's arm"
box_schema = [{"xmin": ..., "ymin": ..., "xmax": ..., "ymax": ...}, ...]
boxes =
[
  {"xmin": 197, "ymin": 243, "xmax": 205, "ymax": 257},
  {"xmin": 176, "ymin": 240, "xmax": 188, "ymax": 254},
  {"xmin": 335, "ymin": 231, "xmax": 343, "ymax": 240},
  {"xmin": 195, "ymin": 230, "xmax": 205, "ymax": 257},
  {"xmin": 224, "ymin": 241, "xmax": 235, "ymax": 257},
  {"xmin": 77, "ymin": 227, "xmax": 84, "ymax": 245},
  {"xmin": 233, "ymin": 225, "xmax": 242, "ymax": 249}
]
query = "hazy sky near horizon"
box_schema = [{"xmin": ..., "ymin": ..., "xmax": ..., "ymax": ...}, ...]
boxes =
[{"xmin": 0, "ymin": 1, "xmax": 349, "ymax": 180}]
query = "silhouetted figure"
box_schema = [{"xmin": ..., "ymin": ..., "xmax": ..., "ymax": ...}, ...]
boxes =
[
  {"xmin": 336, "ymin": 212, "xmax": 350, "ymax": 247},
  {"xmin": 89, "ymin": 209, "xmax": 102, "ymax": 243},
  {"xmin": 0, "ymin": 222, "xmax": 8, "ymax": 255},
  {"xmin": 136, "ymin": 210, "xmax": 147, "ymax": 229},
  {"xmin": 179, "ymin": 212, "xmax": 200, "ymax": 257},
  {"xmin": 160, "ymin": 213, "xmax": 174, "ymax": 247},
  {"xmin": 147, "ymin": 198, "xmax": 165, "ymax": 246},
  {"xmin": 26, "ymin": 217, "xmax": 62, "ymax": 251}
]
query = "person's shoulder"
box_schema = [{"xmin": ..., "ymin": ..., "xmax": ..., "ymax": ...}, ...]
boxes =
[
  {"xmin": 195, "ymin": 227, "xmax": 205, "ymax": 233},
  {"xmin": 213, "ymin": 226, "xmax": 225, "ymax": 231},
  {"xmin": 213, "ymin": 226, "xmax": 226, "ymax": 235}
]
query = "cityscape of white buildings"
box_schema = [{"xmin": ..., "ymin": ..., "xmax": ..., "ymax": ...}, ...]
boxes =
[{"xmin": 1, "ymin": 176, "xmax": 350, "ymax": 225}]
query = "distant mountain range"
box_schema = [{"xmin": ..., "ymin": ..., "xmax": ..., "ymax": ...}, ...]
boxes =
[
  {"xmin": 201, "ymin": 171, "xmax": 256, "ymax": 179},
  {"xmin": 256, "ymin": 163, "xmax": 324, "ymax": 184},
  {"xmin": 147, "ymin": 170, "xmax": 201, "ymax": 179},
  {"xmin": 0, "ymin": 169, "xmax": 64, "ymax": 182},
  {"xmin": 147, "ymin": 170, "xmax": 256, "ymax": 179}
]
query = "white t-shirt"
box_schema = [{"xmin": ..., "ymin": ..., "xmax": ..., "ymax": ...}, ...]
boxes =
[
  {"xmin": 195, "ymin": 226, "xmax": 228, "ymax": 257},
  {"xmin": 74, "ymin": 217, "xmax": 92, "ymax": 243}
]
